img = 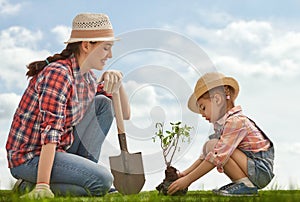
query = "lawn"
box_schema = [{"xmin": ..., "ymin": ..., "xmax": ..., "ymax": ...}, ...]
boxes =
[{"xmin": 1, "ymin": 190, "xmax": 300, "ymax": 202}]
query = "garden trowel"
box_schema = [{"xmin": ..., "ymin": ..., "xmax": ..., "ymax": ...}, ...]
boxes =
[{"xmin": 109, "ymin": 92, "xmax": 145, "ymax": 195}]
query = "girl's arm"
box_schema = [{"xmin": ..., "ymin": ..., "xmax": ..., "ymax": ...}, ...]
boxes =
[
  {"xmin": 119, "ymin": 84, "xmax": 131, "ymax": 120},
  {"xmin": 179, "ymin": 158, "xmax": 203, "ymax": 177},
  {"xmin": 168, "ymin": 160, "xmax": 215, "ymax": 195},
  {"xmin": 186, "ymin": 160, "xmax": 215, "ymax": 183}
]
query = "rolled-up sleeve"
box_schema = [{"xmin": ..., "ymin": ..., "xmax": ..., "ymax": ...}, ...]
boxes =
[
  {"xmin": 36, "ymin": 66, "xmax": 72, "ymax": 145},
  {"xmin": 205, "ymin": 116, "xmax": 247, "ymax": 172}
]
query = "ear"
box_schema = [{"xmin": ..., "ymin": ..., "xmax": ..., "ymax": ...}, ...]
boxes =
[
  {"xmin": 80, "ymin": 41, "xmax": 90, "ymax": 53},
  {"xmin": 213, "ymin": 93, "xmax": 224, "ymax": 105}
]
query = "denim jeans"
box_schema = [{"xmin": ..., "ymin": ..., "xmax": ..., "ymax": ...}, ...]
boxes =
[
  {"xmin": 243, "ymin": 146, "xmax": 275, "ymax": 189},
  {"xmin": 10, "ymin": 95, "xmax": 114, "ymax": 196}
]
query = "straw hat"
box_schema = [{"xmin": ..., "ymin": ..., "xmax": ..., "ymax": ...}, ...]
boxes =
[
  {"xmin": 65, "ymin": 13, "xmax": 119, "ymax": 44},
  {"xmin": 188, "ymin": 72, "xmax": 239, "ymax": 113}
]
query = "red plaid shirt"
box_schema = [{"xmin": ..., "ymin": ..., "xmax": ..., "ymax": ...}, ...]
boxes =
[
  {"xmin": 6, "ymin": 55, "xmax": 110, "ymax": 168},
  {"xmin": 202, "ymin": 106, "xmax": 271, "ymax": 173}
]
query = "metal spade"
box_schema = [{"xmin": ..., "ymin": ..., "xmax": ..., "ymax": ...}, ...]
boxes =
[{"xmin": 109, "ymin": 92, "xmax": 145, "ymax": 195}]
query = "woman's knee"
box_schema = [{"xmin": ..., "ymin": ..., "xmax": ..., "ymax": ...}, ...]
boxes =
[
  {"xmin": 95, "ymin": 95, "xmax": 113, "ymax": 117},
  {"xmin": 91, "ymin": 167, "xmax": 113, "ymax": 195}
]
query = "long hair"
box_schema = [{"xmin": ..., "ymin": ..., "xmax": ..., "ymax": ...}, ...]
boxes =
[{"xmin": 26, "ymin": 42, "xmax": 81, "ymax": 77}]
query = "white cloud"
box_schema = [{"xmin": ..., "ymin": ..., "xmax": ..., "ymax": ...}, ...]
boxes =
[
  {"xmin": 0, "ymin": 0, "xmax": 22, "ymax": 15},
  {"xmin": 51, "ymin": 25, "xmax": 71, "ymax": 44},
  {"xmin": 0, "ymin": 93, "xmax": 20, "ymax": 121},
  {"xmin": 0, "ymin": 26, "xmax": 51, "ymax": 90},
  {"xmin": 185, "ymin": 20, "xmax": 300, "ymax": 77},
  {"xmin": 0, "ymin": 93, "xmax": 20, "ymax": 149},
  {"xmin": 0, "ymin": 26, "xmax": 43, "ymax": 48}
]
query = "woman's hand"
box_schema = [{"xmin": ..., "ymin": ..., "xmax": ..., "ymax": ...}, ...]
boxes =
[
  {"xmin": 20, "ymin": 183, "xmax": 54, "ymax": 199},
  {"xmin": 167, "ymin": 176, "xmax": 191, "ymax": 195},
  {"xmin": 99, "ymin": 70, "xmax": 123, "ymax": 94}
]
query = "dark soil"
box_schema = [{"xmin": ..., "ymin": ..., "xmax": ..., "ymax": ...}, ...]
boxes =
[{"xmin": 156, "ymin": 166, "xmax": 188, "ymax": 196}]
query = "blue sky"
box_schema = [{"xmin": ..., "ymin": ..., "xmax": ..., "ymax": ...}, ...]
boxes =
[{"xmin": 1, "ymin": 0, "xmax": 300, "ymax": 191}]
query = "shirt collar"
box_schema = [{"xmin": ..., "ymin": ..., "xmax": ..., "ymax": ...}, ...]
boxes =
[
  {"xmin": 214, "ymin": 105, "xmax": 243, "ymax": 127},
  {"xmin": 69, "ymin": 55, "xmax": 96, "ymax": 83}
]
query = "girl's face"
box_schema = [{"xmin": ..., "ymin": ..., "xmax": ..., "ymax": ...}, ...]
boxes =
[
  {"xmin": 196, "ymin": 94, "xmax": 225, "ymax": 123},
  {"xmin": 81, "ymin": 41, "xmax": 114, "ymax": 71}
]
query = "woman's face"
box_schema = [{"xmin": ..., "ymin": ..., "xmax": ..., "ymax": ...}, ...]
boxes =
[{"xmin": 81, "ymin": 41, "xmax": 114, "ymax": 71}]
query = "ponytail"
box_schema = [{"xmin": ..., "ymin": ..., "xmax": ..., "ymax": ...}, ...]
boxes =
[{"xmin": 26, "ymin": 42, "xmax": 81, "ymax": 77}]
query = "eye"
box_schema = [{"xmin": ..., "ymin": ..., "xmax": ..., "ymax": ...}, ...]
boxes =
[{"xmin": 199, "ymin": 104, "xmax": 205, "ymax": 112}]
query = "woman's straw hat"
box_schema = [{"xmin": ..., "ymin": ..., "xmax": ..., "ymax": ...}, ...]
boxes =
[
  {"xmin": 188, "ymin": 72, "xmax": 239, "ymax": 113},
  {"xmin": 65, "ymin": 13, "xmax": 119, "ymax": 44}
]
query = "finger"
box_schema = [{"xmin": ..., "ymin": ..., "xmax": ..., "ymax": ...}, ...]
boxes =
[
  {"xmin": 105, "ymin": 74, "xmax": 114, "ymax": 93},
  {"xmin": 167, "ymin": 183, "xmax": 175, "ymax": 195},
  {"xmin": 111, "ymin": 76, "xmax": 122, "ymax": 93},
  {"xmin": 108, "ymin": 73, "xmax": 118, "ymax": 93},
  {"xmin": 168, "ymin": 187, "xmax": 176, "ymax": 195},
  {"xmin": 102, "ymin": 73, "xmax": 110, "ymax": 91}
]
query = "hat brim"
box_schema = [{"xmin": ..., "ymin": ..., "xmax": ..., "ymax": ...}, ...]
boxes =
[
  {"xmin": 188, "ymin": 77, "xmax": 239, "ymax": 114},
  {"xmin": 64, "ymin": 36, "xmax": 120, "ymax": 44}
]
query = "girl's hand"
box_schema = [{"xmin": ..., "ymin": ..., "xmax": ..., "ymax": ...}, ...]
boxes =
[
  {"xmin": 177, "ymin": 170, "xmax": 186, "ymax": 178},
  {"xmin": 20, "ymin": 183, "xmax": 54, "ymax": 199},
  {"xmin": 167, "ymin": 176, "xmax": 191, "ymax": 195}
]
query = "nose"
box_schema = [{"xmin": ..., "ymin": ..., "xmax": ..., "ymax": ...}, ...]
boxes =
[{"xmin": 107, "ymin": 49, "xmax": 112, "ymax": 58}]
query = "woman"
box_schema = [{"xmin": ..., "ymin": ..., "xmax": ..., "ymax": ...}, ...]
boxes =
[{"xmin": 6, "ymin": 13, "xmax": 130, "ymax": 199}]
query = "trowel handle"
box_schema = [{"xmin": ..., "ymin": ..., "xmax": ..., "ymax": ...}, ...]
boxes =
[
  {"xmin": 118, "ymin": 133, "xmax": 128, "ymax": 152},
  {"xmin": 112, "ymin": 92, "xmax": 128, "ymax": 152}
]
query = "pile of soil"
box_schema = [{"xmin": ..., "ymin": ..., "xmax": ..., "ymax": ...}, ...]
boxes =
[{"xmin": 156, "ymin": 166, "xmax": 188, "ymax": 196}]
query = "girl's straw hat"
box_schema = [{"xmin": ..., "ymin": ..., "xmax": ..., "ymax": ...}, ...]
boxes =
[
  {"xmin": 65, "ymin": 13, "xmax": 119, "ymax": 44},
  {"xmin": 188, "ymin": 72, "xmax": 239, "ymax": 113}
]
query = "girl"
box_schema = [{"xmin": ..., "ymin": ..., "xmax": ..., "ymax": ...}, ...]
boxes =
[
  {"xmin": 168, "ymin": 72, "xmax": 274, "ymax": 196},
  {"xmin": 6, "ymin": 13, "xmax": 130, "ymax": 199}
]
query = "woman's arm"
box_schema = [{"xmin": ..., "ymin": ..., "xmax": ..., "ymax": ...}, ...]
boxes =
[
  {"xmin": 37, "ymin": 143, "xmax": 56, "ymax": 184},
  {"xmin": 119, "ymin": 84, "xmax": 131, "ymax": 120},
  {"xmin": 21, "ymin": 143, "xmax": 56, "ymax": 199}
]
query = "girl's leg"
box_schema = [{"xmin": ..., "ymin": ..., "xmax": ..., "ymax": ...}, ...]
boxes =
[
  {"xmin": 67, "ymin": 94, "xmax": 114, "ymax": 162},
  {"xmin": 202, "ymin": 140, "xmax": 255, "ymax": 190},
  {"xmin": 202, "ymin": 140, "xmax": 250, "ymax": 182},
  {"xmin": 223, "ymin": 149, "xmax": 248, "ymax": 181},
  {"xmin": 11, "ymin": 152, "xmax": 113, "ymax": 196}
]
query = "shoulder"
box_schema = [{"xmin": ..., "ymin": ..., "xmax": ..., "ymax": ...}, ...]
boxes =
[
  {"xmin": 39, "ymin": 61, "xmax": 72, "ymax": 81},
  {"xmin": 224, "ymin": 113, "xmax": 248, "ymax": 132}
]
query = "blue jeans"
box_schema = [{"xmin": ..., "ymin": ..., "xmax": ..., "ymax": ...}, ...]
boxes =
[
  {"xmin": 10, "ymin": 95, "xmax": 114, "ymax": 196},
  {"xmin": 243, "ymin": 146, "xmax": 275, "ymax": 189}
]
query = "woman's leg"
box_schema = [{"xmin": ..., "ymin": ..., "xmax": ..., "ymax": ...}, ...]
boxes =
[
  {"xmin": 67, "ymin": 95, "xmax": 114, "ymax": 162},
  {"xmin": 11, "ymin": 152, "xmax": 113, "ymax": 196}
]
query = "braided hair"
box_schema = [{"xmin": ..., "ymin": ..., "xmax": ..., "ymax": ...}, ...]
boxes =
[{"xmin": 26, "ymin": 42, "xmax": 81, "ymax": 77}]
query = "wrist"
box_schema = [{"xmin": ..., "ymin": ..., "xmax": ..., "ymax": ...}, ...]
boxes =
[
  {"xmin": 36, "ymin": 183, "xmax": 50, "ymax": 189},
  {"xmin": 177, "ymin": 170, "xmax": 186, "ymax": 177}
]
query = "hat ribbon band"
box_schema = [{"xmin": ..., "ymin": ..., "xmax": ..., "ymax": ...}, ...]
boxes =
[{"xmin": 70, "ymin": 29, "xmax": 114, "ymax": 39}]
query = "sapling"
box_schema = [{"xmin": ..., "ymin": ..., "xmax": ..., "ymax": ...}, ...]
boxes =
[{"xmin": 153, "ymin": 121, "xmax": 192, "ymax": 195}]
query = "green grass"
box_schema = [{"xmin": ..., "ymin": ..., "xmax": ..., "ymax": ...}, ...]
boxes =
[{"xmin": 1, "ymin": 190, "xmax": 300, "ymax": 202}]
